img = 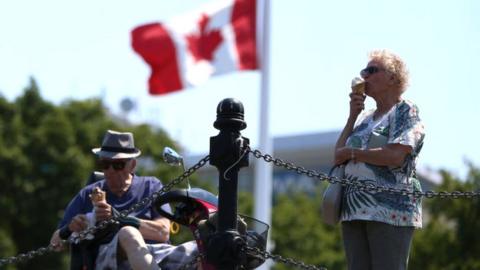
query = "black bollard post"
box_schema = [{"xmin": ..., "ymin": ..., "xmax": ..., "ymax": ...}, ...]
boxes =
[{"xmin": 208, "ymin": 98, "xmax": 249, "ymax": 269}]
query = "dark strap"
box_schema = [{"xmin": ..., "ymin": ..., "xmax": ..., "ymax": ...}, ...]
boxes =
[
  {"xmin": 328, "ymin": 163, "xmax": 346, "ymax": 177},
  {"xmin": 100, "ymin": 146, "xmax": 138, "ymax": 153},
  {"xmin": 112, "ymin": 207, "xmax": 141, "ymax": 228}
]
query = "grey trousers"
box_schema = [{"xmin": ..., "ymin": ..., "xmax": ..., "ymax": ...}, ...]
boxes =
[{"xmin": 341, "ymin": 220, "xmax": 415, "ymax": 270}]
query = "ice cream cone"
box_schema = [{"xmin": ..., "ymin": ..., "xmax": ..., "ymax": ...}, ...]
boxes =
[
  {"xmin": 90, "ymin": 187, "xmax": 106, "ymax": 204},
  {"xmin": 351, "ymin": 77, "xmax": 365, "ymax": 95}
]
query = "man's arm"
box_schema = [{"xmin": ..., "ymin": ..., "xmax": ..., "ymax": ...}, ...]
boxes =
[
  {"xmin": 95, "ymin": 199, "xmax": 170, "ymax": 243},
  {"xmin": 50, "ymin": 192, "xmax": 89, "ymax": 252},
  {"xmin": 50, "ymin": 214, "xmax": 90, "ymax": 251},
  {"xmin": 139, "ymin": 216, "xmax": 170, "ymax": 243}
]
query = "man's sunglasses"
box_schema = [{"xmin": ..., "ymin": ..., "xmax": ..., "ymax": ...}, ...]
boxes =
[
  {"xmin": 97, "ymin": 159, "xmax": 130, "ymax": 171},
  {"xmin": 360, "ymin": 66, "xmax": 383, "ymax": 77}
]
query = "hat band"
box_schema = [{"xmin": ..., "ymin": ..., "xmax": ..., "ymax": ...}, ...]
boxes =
[{"xmin": 100, "ymin": 146, "xmax": 138, "ymax": 154}]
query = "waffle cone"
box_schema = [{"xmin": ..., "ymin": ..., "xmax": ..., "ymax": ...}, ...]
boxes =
[
  {"xmin": 90, "ymin": 187, "xmax": 106, "ymax": 203},
  {"xmin": 351, "ymin": 81, "xmax": 365, "ymax": 95}
]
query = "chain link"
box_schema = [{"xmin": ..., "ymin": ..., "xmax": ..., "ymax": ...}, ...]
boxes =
[
  {"xmin": 245, "ymin": 246, "xmax": 327, "ymax": 270},
  {"xmin": 0, "ymin": 155, "xmax": 210, "ymax": 267},
  {"xmin": 177, "ymin": 247, "xmax": 326, "ymax": 270},
  {"xmin": 0, "ymin": 244, "xmax": 56, "ymax": 267},
  {"xmin": 248, "ymin": 147, "xmax": 480, "ymax": 199}
]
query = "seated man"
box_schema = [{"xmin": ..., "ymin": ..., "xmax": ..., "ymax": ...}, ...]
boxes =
[
  {"xmin": 49, "ymin": 130, "xmax": 171, "ymax": 270},
  {"xmin": 94, "ymin": 212, "xmax": 267, "ymax": 270}
]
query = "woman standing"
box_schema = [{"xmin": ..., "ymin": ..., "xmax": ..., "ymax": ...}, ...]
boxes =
[{"xmin": 334, "ymin": 50, "xmax": 425, "ymax": 270}]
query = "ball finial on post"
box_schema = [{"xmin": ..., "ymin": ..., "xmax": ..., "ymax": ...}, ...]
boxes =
[{"xmin": 214, "ymin": 98, "xmax": 247, "ymax": 131}]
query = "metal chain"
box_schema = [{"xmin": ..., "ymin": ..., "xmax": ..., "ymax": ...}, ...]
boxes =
[
  {"xmin": 248, "ymin": 147, "xmax": 480, "ymax": 199},
  {"xmin": 177, "ymin": 247, "xmax": 327, "ymax": 270},
  {"xmin": 0, "ymin": 244, "xmax": 56, "ymax": 267},
  {"xmin": 0, "ymin": 155, "xmax": 210, "ymax": 267},
  {"xmin": 245, "ymin": 246, "xmax": 327, "ymax": 270}
]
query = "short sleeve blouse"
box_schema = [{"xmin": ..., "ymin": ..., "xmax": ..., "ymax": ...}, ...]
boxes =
[{"xmin": 341, "ymin": 99, "xmax": 425, "ymax": 228}]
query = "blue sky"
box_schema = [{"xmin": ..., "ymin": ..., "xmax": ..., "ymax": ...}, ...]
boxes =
[{"xmin": 0, "ymin": 0, "xmax": 479, "ymax": 178}]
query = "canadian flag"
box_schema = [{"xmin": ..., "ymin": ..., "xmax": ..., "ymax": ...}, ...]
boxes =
[{"xmin": 131, "ymin": 0, "xmax": 258, "ymax": 95}]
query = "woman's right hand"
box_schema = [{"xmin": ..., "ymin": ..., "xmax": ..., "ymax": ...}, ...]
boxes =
[{"xmin": 349, "ymin": 93, "xmax": 365, "ymax": 118}]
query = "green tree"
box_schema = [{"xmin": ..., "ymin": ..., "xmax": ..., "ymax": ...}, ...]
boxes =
[
  {"xmin": 271, "ymin": 190, "xmax": 346, "ymax": 270},
  {"xmin": 410, "ymin": 163, "xmax": 480, "ymax": 270},
  {"xmin": 0, "ymin": 78, "xmax": 199, "ymax": 270}
]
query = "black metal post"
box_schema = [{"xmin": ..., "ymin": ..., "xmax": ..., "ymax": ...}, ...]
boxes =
[{"xmin": 208, "ymin": 98, "xmax": 249, "ymax": 269}]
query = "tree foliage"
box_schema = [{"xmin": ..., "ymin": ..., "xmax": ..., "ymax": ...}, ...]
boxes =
[
  {"xmin": 270, "ymin": 188, "xmax": 346, "ymax": 270},
  {"xmin": 410, "ymin": 163, "xmax": 480, "ymax": 270},
  {"xmin": 0, "ymin": 78, "xmax": 199, "ymax": 270}
]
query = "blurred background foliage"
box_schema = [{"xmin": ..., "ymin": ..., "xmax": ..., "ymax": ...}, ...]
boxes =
[{"xmin": 1, "ymin": 78, "xmax": 479, "ymax": 269}]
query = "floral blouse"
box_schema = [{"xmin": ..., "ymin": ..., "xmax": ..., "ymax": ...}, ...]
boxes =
[{"xmin": 341, "ymin": 99, "xmax": 425, "ymax": 228}]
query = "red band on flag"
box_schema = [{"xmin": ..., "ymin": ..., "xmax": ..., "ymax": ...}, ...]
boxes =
[
  {"xmin": 231, "ymin": 0, "xmax": 258, "ymax": 70},
  {"xmin": 131, "ymin": 23, "xmax": 183, "ymax": 94}
]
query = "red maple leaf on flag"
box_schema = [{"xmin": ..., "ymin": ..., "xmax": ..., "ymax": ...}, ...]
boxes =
[{"xmin": 186, "ymin": 14, "xmax": 223, "ymax": 62}]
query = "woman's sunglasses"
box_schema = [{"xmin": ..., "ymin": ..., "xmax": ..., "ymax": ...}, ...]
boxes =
[
  {"xmin": 360, "ymin": 66, "xmax": 382, "ymax": 77},
  {"xmin": 97, "ymin": 159, "xmax": 130, "ymax": 171}
]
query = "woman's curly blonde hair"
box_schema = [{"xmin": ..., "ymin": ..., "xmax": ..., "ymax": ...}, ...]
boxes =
[{"xmin": 369, "ymin": 49, "xmax": 409, "ymax": 92}]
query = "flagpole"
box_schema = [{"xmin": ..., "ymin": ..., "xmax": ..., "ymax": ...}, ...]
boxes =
[{"xmin": 254, "ymin": 0, "xmax": 272, "ymax": 269}]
